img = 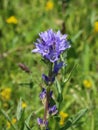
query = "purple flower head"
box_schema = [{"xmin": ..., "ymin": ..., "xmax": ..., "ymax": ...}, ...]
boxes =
[
  {"xmin": 48, "ymin": 105, "xmax": 58, "ymax": 115},
  {"xmin": 37, "ymin": 118, "xmax": 48, "ymax": 127},
  {"xmin": 32, "ymin": 29, "xmax": 71, "ymax": 62}
]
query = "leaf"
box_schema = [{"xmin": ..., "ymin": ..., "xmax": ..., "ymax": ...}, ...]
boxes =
[
  {"xmin": 24, "ymin": 122, "xmax": 32, "ymax": 130},
  {"xmin": 0, "ymin": 109, "xmax": 17, "ymax": 130},
  {"xmin": 16, "ymin": 99, "xmax": 26, "ymax": 130},
  {"xmin": 64, "ymin": 62, "xmax": 78, "ymax": 83},
  {"xmin": 16, "ymin": 98, "xmax": 23, "ymax": 121},
  {"xmin": 20, "ymin": 110, "xmax": 25, "ymax": 130},
  {"xmin": 71, "ymin": 30, "xmax": 83, "ymax": 42},
  {"xmin": 55, "ymin": 78, "xmax": 63, "ymax": 102},
  {"xmin": 60, "ymin": 108, "xmax": 88, "ymax": 130},
  {"xmin": 55, "ymin": 78, "xmax": 61, "ymax": 93},
  {"xmin": 49, "ymin": 97, "xmax": 56, "ymax": 107},
  {"xmin": 24, "ymin": 112, "xmax": 33, "ymax": 130},
  {"xmin": 72, "ymin": 108, "xmax": 88, "ymax": 125},
  {"xmin": 57, "ymin": 93, "xmax": 63, "ymax": 102}
]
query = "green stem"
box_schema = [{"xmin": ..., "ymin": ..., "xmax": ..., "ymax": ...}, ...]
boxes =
[
  {"xmin": 44, "ymin": 91, "xmax": 48, "ymax": 121},
  {"xmin": 43, "ymin": 62, "xmax": 52, "ymax": 121},
  {"xmin": 91, "ymin": 114, "xmax": 94, "ymax": 130},
  {"xmin": 48, "ymin": 62, "xmax": 53, "ymax": 77},
  {"xmin": 43, "ymin": 62, "xmax": 54, "ymax": 129}
]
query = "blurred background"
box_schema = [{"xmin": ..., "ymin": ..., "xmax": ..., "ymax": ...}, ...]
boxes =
[{"xmin": 0, "ymin": 0, "xmax": 98, "ymax": 130}]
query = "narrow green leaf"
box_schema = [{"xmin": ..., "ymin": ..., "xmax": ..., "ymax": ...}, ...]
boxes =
[
  {"xmin": 60, "ymin": 108, "xmax": 88, "ymax": 130},
  {"xmin": 72, "ymin": 30, "xmax": 83, "ymax": 42},
  {"xmin": 64, "ymin": 62, "xmax": 78, "ymax": 83},
  {"xmin": 72, "ymin": 108, "xmax": 88, "ymax": 125},
  {"xmin": 24, "ymin": 122, "xmax": 32, "ymax": 130},
  {"xmin": 24, "ymin": 112, "xmax": 33, "ymax": 130},
  {"xmin": 16, "ymin": 98, "xmax": 22, "ymax": 121},
  {"xmin": 0, "ymin": 109, "xmax": 17, "ymax": 130},
  {"xmin": 55, "ymin": 78, "xmax": 61, "ymax": 94},
  {"xmin": 55, "ymin": 78, "xmax": 63, "ymax": 102}
]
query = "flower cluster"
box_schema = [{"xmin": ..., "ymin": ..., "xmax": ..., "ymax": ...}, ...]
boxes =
[
  {"xmin": 37, "ymin": 118, "xmax": 48, "ymax": 129},
  {"xmin": 83, "ymin": 79, "xmax": 92, "ymax": 89},
  {"xmin": 39, "ymin": 88, "xmax": 57, "ymax": 114},
  {"xmin": 6, "ymin": 118, "xmax": 17, "ymax": 129},
  {"xmin": 32, "ymin": 29, "xmax": 70, "ymax": 63},
  {"xmin": 94, "ymin": 21, "xmax": 98, "ymax": 33},
  {"xmin": 22, "ymin": 101, "xmax": 27, "ymax": 109},
  {"xmin": 6, "ymin": 16, "xmax": 18, "ymax": 24},
  {"xmin": 59, "ymin": 111, "xmax": 69, "ymax": 126},
  {"xmin": 32, "ymin": 29, "xmax": 70, "ymax": 130},
  {"xmin": 45, "ymin": 1, "xmax": 54, "ymax": 11},
  {"xmin": 0, "ymin": 87, "xmax": 11, "ymax": 101}
]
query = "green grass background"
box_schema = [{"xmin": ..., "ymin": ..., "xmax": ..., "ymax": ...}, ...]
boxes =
[{"xmin": 0, "ymin": 0, "xmax": 98, "ymax": 130}]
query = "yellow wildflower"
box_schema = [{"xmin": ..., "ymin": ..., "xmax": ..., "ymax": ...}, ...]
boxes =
[
  {"xmin": 12, "ymin": 118, "xmax": 17, "ymax": 124},
  {"xmin": 83, "ymin": 80, "xmax": 92, "ymax": 89},
  {"xmin": 59, "ymin": 120, "xmax": 65, "ymax": 126},
  {"xmin": 0, "ymin": 88, "xmax": 11, "ymax": 101},
  {"xmin": 45, "ymin": 1, "xmax": 54, "ymax": 11},
  {"xmin": 6, "ymin": 16, "xmax": 18, "ymax": 24},
  {"xmin": 22, "ymin": 102, "xmax": 27, "ymax": 109},
  {"xmin": 59, "ymin": 111, "xmax": 69, "ymax": 126},
  {"xmin": 6, "ymin": 118, "xmax": 17, "ymax": 129},
  {"xmin": 60, "ymin": 111, "xmax": 69, "ymax": 118},
  {"xmin": 7, "ymin": 121, "xmax": 11, "ymax": 129},
  {"xmin": 94, "ymin": 21, "xmax": 98, "ymax": 32}
]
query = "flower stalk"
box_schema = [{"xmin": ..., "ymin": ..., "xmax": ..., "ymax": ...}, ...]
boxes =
[{"xmin": 32, "ymin": 29, "xmax": 70, "ymax": 130}]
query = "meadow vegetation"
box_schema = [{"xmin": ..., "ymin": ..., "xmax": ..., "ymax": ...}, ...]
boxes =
[{"xmin": 0, "ymin": 0, "xmax": 98, "ymax": 130}]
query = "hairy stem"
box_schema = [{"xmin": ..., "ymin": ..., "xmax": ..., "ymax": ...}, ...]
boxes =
[{"xmin": 44, "ymin": 87, "xmax": 50, "ymax": 121}]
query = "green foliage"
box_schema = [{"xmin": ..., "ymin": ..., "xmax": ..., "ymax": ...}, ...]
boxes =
[{"xmin": 0, "ymin": 0, "xmax": 98, "ymax": 130}]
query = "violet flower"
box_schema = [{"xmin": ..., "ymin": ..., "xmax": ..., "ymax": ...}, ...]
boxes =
[
  {"xmin": 32, "ymin": 29, "xmax": 70, "ymax": 62},
  {"xmin": 42, "ymin": 74, "xmax": 55, "ymax": 85},
  {"xmin": 39, "ymin": 88, "xmax": 47, "ymax": 99},
  {"xmin": 53, "ymin": 61, "xmax": 64, "ymax": 75},
  {"xmin": 39, "ymin": 88, "xmax": 53, "ymax": 100},
  {"xmin": 37, "ymin": 118, "xmax": 48, "ymax": 127},
  {"xmin": 48, "ymin": 105, "xmax": 58, "ymax": 115}
]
